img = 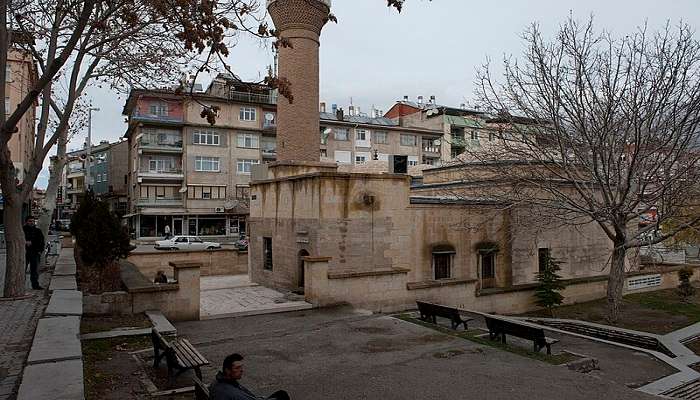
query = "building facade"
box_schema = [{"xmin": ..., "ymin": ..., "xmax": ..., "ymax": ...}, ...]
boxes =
[{"xmin": 56, "ymin": 140, "xmax": 129, "ymax": 220}]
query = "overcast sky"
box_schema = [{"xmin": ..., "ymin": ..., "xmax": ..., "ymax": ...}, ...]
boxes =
[{"xmin": 35, "ymin": 0, "xmax": 700, "ymax": 187}]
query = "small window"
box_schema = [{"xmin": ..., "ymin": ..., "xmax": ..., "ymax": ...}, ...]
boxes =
[
  {"xmin": 481, "ymin": 253, "xmax": 495, "ymax": 279},
  {"xmin": 193, "ymin": 130, "xmax": 220, "ymax": 146},
  {"xmin": 538, "ymin": 248, "xmax": 550, "ymax": 272},
  {"xmin": 237, "ymin": 133, "xmax": 259, "ymax": 149},
  {"xmin": 355, "ymin": 153, "xmax": 369, "ymax": 164},
  {"xmin": 263, "ymin": 237, "xmax": 273, "ymax": 270},
  {"xmin": 237, "ymin": 159, "xmax": 260, "ymax": 175},
  {"xmin": 195, "ymin": 156, "xmax": 220, "ymax": 172},
  {"xmin": 320, "ymin": 149, "xmax": 328, "ymax": 158},
  {"xmin": 334, "ymin": 128, "xmax": 349, "ymax": 141},
  {"xmin": 239, "ymin": 107, "xmax": 256, "ymax": 121},
  {"xmin": 149, "ymin": 102, "xmax": 168, "ymax": 116},
  {"xmin": 432, "ymin": 245, "xmax": 455, "ymax": 280},
  {"xmin": 400, "ymin": 134, "xmax": 416, "ymax": 146},
  {"xmin": 470, "ymin": 130, "xmax": 478, "ymax": 140},
  {"xmin": 488, "ymin": 132, "xmax": 495, "ymax": 141},
  {"xmin": 374, "ymin": 131, "xmax": 388, "ymax": 144}
]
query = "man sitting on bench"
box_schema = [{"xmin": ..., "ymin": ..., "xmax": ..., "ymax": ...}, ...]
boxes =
[{"xmin": 210, "ymin": 353, "xmax": 290, "ymax": 400}]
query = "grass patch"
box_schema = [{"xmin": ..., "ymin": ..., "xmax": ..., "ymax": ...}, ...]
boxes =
[
  {"xmin": 521, "ymin": 285, "xmax": 700, "ymax": 335},
  {"xmin": 394, "ymin": 314, "xmax": 577, "ymax": 366},
  {"xmin": 80, "ymin": 313, "xmax": 151, "ymax": 334},
  {"xmin": 82, "ymin": 336, "xmax": 151, "ymax": 400}
]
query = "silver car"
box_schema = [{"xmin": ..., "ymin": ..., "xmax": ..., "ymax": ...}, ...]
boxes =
[{"xmin": 154, "ymin": 235, "xmax": 222, "ymax": 251}]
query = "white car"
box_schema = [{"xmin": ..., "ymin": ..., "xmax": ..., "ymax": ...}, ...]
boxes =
[{"xmin": 154, "ymin": 235, "xmax": 222, "ymax": 251}]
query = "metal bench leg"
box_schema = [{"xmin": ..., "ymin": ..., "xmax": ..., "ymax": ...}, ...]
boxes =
[{"xmin": 546, "ymin": 344, "xmax": 552, "ymax": 355}]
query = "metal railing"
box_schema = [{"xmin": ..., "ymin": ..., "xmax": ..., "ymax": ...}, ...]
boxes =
[{"xmin": 229, "ymin": 90, "xmax": 277, "ymax": 105}]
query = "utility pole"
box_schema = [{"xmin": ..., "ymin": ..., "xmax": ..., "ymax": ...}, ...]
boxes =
[{"xmin": 85, "ymin": 107, "xmax": 100, "ymax": 190}]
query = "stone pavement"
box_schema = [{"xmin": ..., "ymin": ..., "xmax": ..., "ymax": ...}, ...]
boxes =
[
  {"xmin": 0, "ymin": 259, "xmax": 53, "ymax": 399},
  {"xmin": 175, "ymin": 307, "xmax": 655, "ymax": 400},
  {"xmin": 200, "ymin": 275, "xmax": 311, "ymax": 320}
]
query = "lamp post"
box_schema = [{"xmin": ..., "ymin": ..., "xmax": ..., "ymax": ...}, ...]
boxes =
[{"xmin": 85, "ymin": 107, "xmax": 100, "ymax": 190}]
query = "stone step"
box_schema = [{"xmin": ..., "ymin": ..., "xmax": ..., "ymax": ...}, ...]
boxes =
[
  {"xmin": 17, "ymin": 359, "xmax": 84, "ymax": 400},
  {"xmin": 662, "ymin": 378, "xmax": 700, "ymax": 399},
  {"xmin": 45, "ymin": 290, "xmax": 82, "ymax": 316},
  {"xmin": 27, "ymin": 316, "xmax": 81, "ymax": 365}
]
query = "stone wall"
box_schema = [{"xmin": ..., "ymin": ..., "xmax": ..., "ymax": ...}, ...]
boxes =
[
  {"xmin": 127, "ymin": 249, "xmax": 247, "ymax": 281},
  {"xmin": 304, "ymin": 257, "xmax": 700, "ymax": 314}
]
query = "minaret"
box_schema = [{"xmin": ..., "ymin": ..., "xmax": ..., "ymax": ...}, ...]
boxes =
[{"xmin": 267, "ymin": 0, "xmax": 331, "ymax": 162}]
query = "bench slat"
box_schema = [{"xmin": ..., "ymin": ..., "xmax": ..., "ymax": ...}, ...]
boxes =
[
  {"xmin": 173, "ymin": 342, "xmax": 199, "ymax": 367},
  {"xmin": 178, "ymin": 339, "xmax": 208, "ymax": 365}
]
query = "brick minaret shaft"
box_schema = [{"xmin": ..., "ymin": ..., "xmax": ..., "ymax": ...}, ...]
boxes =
[{"xmin": 267, "ymin": 0, "xmax": 331, "ymax": 162}]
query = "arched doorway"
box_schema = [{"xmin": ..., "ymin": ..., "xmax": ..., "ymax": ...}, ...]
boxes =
[{"xmin": 298, "ymin": 249, "xmax": 310, "ymax": 291}]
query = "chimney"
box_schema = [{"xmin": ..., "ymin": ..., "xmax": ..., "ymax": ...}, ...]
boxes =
[
  {"xmin": 429, "ymin": 95, "xmax": 436, "ymax": 104},
  {"xmin": 460, "ymin": 103, "xmax": 466, "ymax": 109},
  {"xmin": 320, "ymin": 102, "xmax": 326, "ymax": 113},
  {"xmin": 417, "ymin": 96, "xmax": 423, "ymax": 105},
  {"xmin": 403, "ymin": 95, "xmax": 409, "ymax": 102},
  {"xmin": 348, "ymin": 105, "xmax": 355, "ymax": 116},
  {"xmin": 331, "ymin": 103, "xmax": 338, "ymax": 114},
  {"xmin": 336, "ymin": 108, "xmax": 344, "ymax": 121}
]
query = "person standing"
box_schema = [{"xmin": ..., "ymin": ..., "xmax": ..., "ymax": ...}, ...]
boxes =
[
  {"xmin": 23, "ymin": 216, "xmax": 45, "ymax": 290},
  {"xmin": 164, "ymin": 224, "xmax": 171, "ymax": 239}
]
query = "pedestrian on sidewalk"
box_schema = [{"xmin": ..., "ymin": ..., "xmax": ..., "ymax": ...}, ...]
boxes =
[
  {"xmin": 210, "ymin": 353, "xmax": 290, "ymax": 400},
  {"xmin": 23, "ymin": 216, "xmax": 45, "ymax": 290},
  {"xmin": 164, "ymin": 224, "xmax": 171, "ymax": 239}
]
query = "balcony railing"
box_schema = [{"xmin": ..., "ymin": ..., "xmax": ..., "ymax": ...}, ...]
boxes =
[
  {"xmin": 229, "ymin": 90, "xmax": 277, "ymax": 105},
  {"xmin": 141, "ymin": 137, "xmax": 183, "ymax": 152},
  {"xmin": 131, "ymin": 111, "xmax": 183, "ymax": 124},
  {"xmin": 138, "ymin": 169, "xmax": 184, "ymax": 180},
  {"xmin": 261, "ymin": 148, "xmax": 277, "ymax": 158},
  {"xmin": 136, "ymin": 196, "xmax": 183, "ymax": 207},
  {"xmin": 422, "ymin": 145, "xmax": 440, "ymax": 154}
]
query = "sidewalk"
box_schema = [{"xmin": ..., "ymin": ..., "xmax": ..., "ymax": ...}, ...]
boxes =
[{"xmin": 0, "ymin": 256, "xmax": 53, "ymax": 400}]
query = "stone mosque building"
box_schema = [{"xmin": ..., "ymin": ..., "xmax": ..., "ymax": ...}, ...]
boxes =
[{"xmin": 248, "ymin": 0, "xmax": 666, "ymax": 314}]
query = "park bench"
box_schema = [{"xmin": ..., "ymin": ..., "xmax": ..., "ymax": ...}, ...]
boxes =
[
  {"xmin": 151, "ymin": 329, "xmax": 209, "ymax": 384},
  {"xmin": 483, "ymin": 314, "xmax": 559, "ymax": 355},
  {"xmin": 416, "ymin": 301, "xmax": 474, "ymax": 330},
  {"xmin": 193, "ymin": 376, "xmax": 210, "ymax": 400}
]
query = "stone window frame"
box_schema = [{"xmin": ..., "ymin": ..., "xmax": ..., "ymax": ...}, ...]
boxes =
[
  {"xmin": 432, "ymin": 244, "xmax": 455, "ymax": 280},
  {"xmin": 263, "ymin": 237, "xmax": 273, "ymax": 270}
]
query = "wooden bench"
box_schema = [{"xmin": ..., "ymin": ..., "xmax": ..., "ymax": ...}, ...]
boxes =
[
  {"xmin": 483, "ymin": 314, "xmax": 559, "ymax": 355},
  {"xmin": 193, "ymin": 376, "xmax": 210, "ymax": 400},
  {"xmin": 151, "ymin": 329, "xmax": 209, "ymax": 384},
  {"xmin": 416, "ymin": 301, "xmax": 474, "ymax": 330}
]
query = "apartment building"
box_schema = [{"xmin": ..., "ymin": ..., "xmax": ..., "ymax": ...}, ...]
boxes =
[
  {"xmin": 319, "ymin": 107, "xmax": 443, "ymax": 167},
  {"xmin": 385, "ymin": 97, "xmax": 495, "ymax": 161},
  {"xmin": 56, "ymin": 140, "xmax": 129, "ymax": 220},
  {"xmin": 122, "ymin": 74, "xmax": 276, "ymax": 240}
]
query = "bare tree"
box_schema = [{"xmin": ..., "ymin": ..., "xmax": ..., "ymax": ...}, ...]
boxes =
[
  {"xmin": 0, "ymin": 0, "xmax": 270, "ymax": 297},
  {"xmin": 465, "ymin": 17, "xmax": 700, "ymax": 321}
]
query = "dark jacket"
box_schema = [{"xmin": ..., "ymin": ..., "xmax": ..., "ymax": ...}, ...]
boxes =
[
  {"xmin": 23, "ymin": 224, "xmax": 45, "ymax": 254},
  {"xmin": 209, "ymin": 372, "xmax": 263, "ymax": 400}
]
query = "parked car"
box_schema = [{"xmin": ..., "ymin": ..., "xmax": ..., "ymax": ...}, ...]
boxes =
[{"xmin": 154, "ymin": 235, "xmax": 222, "ymax": 251}]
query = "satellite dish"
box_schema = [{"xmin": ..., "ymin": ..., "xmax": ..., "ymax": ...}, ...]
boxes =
[
  {"xmin": 224, "ymin": 200, "xmax": 237, "ymax": 209},
  {"xmin": 323, "ymin": 128, "xmax": 332, "ymax": 135},
  {"xmin": 265, "ymin": 113, "xmax": 275, "ymax": 122},
  {"xmin": 432, "ymin": 139, "xmax": 441, "ymax": 146},
  {"xmin": 178, "ymin": 186, "xmax": 188, "ymax": 193}
]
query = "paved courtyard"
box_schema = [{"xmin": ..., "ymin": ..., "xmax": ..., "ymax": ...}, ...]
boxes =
[
  {"xmin": 200, "ymin": 275, "xmax": 311, "ymax": 319},
  {"xmin": 176, "ymin": 307, "xmax": 662, "ymax": 400}
]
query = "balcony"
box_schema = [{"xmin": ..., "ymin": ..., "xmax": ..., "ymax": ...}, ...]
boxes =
[
  {"xmin": 140, "ymin": 137, "xmax": 183, "ymax": 153},
  {"xmin": 138, "ymin": 169, "xmax": 184, "ymax": 181},
  {"xmin": 66, "ymin": 187, "xmax": 84, "ymax": 194},
  {"xmin": 136, "ymin": 196, "xmax": 183, "ymax": 207},
  {"xmin": 422, "ymin": 145, "xmax": 441, "ymax": 157},
  {"xmin": 67, "ymin": 168, "xmax": 85, "ymax": 178},
  {"xmin": 229, "ymin": 90, "xmax": 277, "ymax": 105},
  {"xmin": 261, "ymin": 148, "xmax": 277, "ymax": 159},
  {"xmin": 131, "ymin": 111, "xmax": 183, "ymax": 125}
]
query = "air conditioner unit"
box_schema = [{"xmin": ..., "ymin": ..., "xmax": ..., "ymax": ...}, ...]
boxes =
[{"xmin": 215, "ymin": 207, "xmax": 225, "ymax": 213}]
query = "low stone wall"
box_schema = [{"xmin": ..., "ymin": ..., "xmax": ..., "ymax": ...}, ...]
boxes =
[
  {"xmin": 84, "ymin": 261, "xmax": 201, "ymax": 321},
  {"xmin": 304, "ymin": 258, "xmax": 700, "ymax": 314},
  {"xmin": 127, "ymin": 249, "xmax": 247, "ymax": 281}
]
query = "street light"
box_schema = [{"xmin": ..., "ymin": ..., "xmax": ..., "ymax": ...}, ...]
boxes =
[{"xmin": 85, "ymin": 107, "xmax": 100, "ymax": 190}]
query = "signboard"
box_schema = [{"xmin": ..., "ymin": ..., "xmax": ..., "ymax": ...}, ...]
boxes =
[{"xmin": 639, "ymin": 207, "xmax": 658, "ymax": 226}]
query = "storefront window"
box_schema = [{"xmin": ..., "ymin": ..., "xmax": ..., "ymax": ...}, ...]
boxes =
[
  {"xmin": 197, "ymin": 216, "xmax": 226, "ymax": 236},
  {"xmin": 140, "ymin": 215, "xmax": 156, "ymax": 238}
]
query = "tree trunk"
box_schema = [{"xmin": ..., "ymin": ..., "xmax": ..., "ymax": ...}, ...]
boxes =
[
  {"xmin": 606, "ymin": 238, "xmax": 628, "ymax": 323},
  {"xmin": 3, "ymin": 193, "xmax": 26, "ymax": 297},
  {"xmin": 38, "ymin": 135, "xmax": 68, "ymax": 238}
]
